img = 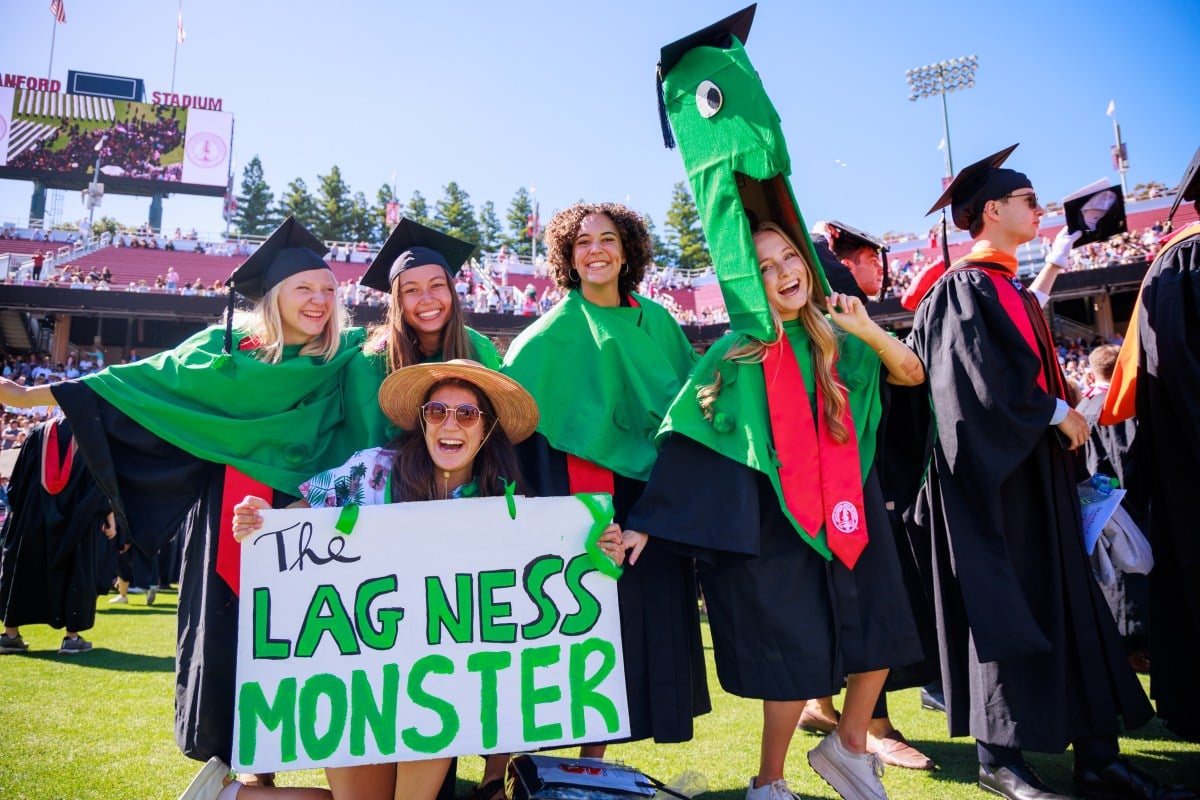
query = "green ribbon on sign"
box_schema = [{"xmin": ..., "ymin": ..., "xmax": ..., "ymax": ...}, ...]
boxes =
[
  {"xmin": 573, "ymin": 492, "xmax": 622, "ymax": 580},
  {"xmin": 334, "ymin": 504, "xmax": 359, "ymax": 536}
]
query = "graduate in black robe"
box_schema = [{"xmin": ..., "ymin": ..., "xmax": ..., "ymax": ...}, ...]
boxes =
[
  {"xmin": 1103, "ymin": 149, "xmax": 1200, "ymax": 743},
  {"xmin": 911, "ymin": 145, "xmax": 1191, "ymax": 800},
  {"xmin": 1077, "ymin": 345, "xmax": 1150, "ymax": 662},
  {"xmin": 0, "ymin": 418, "xmax": 112, "ymax": 653}
]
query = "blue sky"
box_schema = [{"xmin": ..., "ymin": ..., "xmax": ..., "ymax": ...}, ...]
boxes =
[{"xmin": 1, "ymin": 0, "xmax": 1197, "ymax": 242}]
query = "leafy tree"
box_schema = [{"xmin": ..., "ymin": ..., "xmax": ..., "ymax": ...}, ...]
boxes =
[
  {"xmin": 664, "ymin": 181, "xmax": 709, "ymax": 271},
  {"xmin": 374, "ymin": 183, "xmax": 397, "ymax": 242},
  {"xmin": 505, "ymin": 187, "xmax": 535, "ymax": 256},
  {"xmin": 405, "ymin": 190, "xmax": 431, "ymax": 227},
  {"xmin": 92, "ymin": 215, "xmax": 123, "ymax": 238},
  {"xmin": 276, "ymin": 178, "xmax": 320, "ymax": 227},
  {"xmin": 233, "ymin": 155, "xmax": 276, "ymax": 236},
  {"xmin": 433, "ymin": 181, "xmax": 480, "ymax": 244},
  {"xmin": 315, "ymin": 165, "xmax": 353, "ymax": 241},
  {"xmin": 347, "ymin": 191, "xmax": 374, "ymax": 244},
  {"xmin": 477, "ymin": 201, "xmax": 503, "ymax": 252}
]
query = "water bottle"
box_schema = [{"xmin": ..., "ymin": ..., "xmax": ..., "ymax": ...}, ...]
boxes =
[{"xmin": 1089, "ymin": 474, "xmax": 1118, "ymax": 496}]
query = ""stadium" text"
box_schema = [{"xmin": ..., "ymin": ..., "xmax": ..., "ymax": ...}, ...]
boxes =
[{"xmin": 150, "ymin": 91, "xmax": 224, "ymax": 110}]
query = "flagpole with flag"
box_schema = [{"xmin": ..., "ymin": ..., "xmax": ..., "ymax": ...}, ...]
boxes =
[
  {"xmin": 48, "ymin": 0, "xmax": 67, "ymax": 79},
  {"xmin": 171, "ymin": 0, "xmax": 185, "ymax": 93},
  {"xmin": 1107, "ymin": 100, "xmax": 1129, "ymax": 198}
]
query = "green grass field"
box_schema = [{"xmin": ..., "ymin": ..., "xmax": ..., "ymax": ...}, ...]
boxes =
[{"xmin": 1, "ymin": 589, "xmax": 1196, "ymax": 800}]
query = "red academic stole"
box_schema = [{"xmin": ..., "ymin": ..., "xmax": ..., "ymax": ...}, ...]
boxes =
[
  {"xmin": 952, "ymin": 250, "xmax": 1068, "ymax": 402},
  {"xmin": 216, "ymin": 466, "xmax": 272, "ymax": 597},
  {"xmin": 565, "ymin": 294, "xmax": 643, "ymax": 499},
  {"xmin": 763, "ymin": 335, "xmax": 867, "ymax": 569},
  {"xmin": 40, "ymin": 421, "xmax": 77, "ymax": 495}
]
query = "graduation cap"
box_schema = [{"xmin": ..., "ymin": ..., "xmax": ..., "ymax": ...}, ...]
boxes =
[
  {"xmin": 825, "ymin": 220, "xmax": 890, "ymax": 298},
  {"xmin": 359, "ymin": 218, "xmax": 477, "ymax": 293},
  {"xmin": 656, "ymin": 4, "xmax": 756, "ymax": 149},
  {"xmin": 225, "ymin": 216, "xmax": 329, "ymax": 302},
  {"xmin": 824, "ymin": 220, "xmax": 888, "ymax": 259},
  {"xmin": 1168, "ymin": 146, "xmax": 1200, "ymax": 222},
  {"xmin": 221, "ymin": 216, "xmax": 330, "ymax": 353},
  {"xmin": 926, "ymin": 143, "xmax": 1030, "ymax": 231},
  {"xmin": 659, "ymin": 4, "xmax": 756, "ymax": 77}
]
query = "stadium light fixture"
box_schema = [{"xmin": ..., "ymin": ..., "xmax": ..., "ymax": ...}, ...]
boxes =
[{"xmin": 905, "ymin": 55, "xmax": 978, "ymax": 177}]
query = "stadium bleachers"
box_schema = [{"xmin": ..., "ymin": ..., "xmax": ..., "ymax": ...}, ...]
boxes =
[{"xmin": 61, "ymin": 245, "xmax": 367, "ymax": 288}]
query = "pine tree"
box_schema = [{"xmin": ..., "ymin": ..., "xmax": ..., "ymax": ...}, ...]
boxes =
[
  {"xmin": 665, "ymin": 181, "xmax": 710, "ymax": 271},
  {"xmin": 233, "ymin": 155, "xmax": 276, "ymax": 236},
  {"xmin": 347, "ymin": 191, "xmax": 373, "ymax": 244},
  {"xmin": 276, "ymin": 178, "xmax": 320, "ymax": 227},
  {"xmin": 477, "ymin": 201, "xmax": 503, "ymax": 252},
  {"xmin": 315, "ymin": 165, "xmax": 353, "ymax": 241},
  {"xmin": 505, "ymin": 187, "xmax": 534, "ymax": 256},
  {"xmin": 406, "ymin": 191, "xmax": 431, "ymax": 227},
  {"xmin": 433, "ymin": 182, "xmax": 480, "ymax": 243},
  {"xmin": 644, "ymin": 214, "xmax": 672, "ymax": 266}
]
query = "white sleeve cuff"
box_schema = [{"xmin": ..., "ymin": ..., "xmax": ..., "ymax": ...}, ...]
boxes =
[
  {"xmin": 1049, "ymin": 398, "xmax": 1069, "ymax": 426},
  {"xmin": 1033, "ymin": 289, "xmax": 1051, "ymax": 307}
]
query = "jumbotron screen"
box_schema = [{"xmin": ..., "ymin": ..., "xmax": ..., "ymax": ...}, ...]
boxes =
[{"xmin": 0, "ymin": 86, "xmax": 232, "ymax": 197}]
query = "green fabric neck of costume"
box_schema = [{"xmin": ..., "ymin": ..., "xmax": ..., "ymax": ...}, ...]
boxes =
[
  {"xmin": 658, "ymin": 319, "xmax": 882, "ymax": 558},
  {"xmin": 82, "ymin": 326, "xmax": 391, "ymax": 494},
  {"xmin": 503, "ymin": 289, "xmax": 697, "ymax": 480}
]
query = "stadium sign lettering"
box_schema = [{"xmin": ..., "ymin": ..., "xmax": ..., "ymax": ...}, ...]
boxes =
[
  {"xmin": 150, "ymin": 91, "xmax": 224, "ymax": 110},
  {"xmin": 1, "ymin": 74, "xmax": 62, "ymax": 93}
]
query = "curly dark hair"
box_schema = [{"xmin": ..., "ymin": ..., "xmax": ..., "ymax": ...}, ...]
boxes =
[{"xmin": 543, "ymin": 201, "xmax": 651, "ymax": 297}]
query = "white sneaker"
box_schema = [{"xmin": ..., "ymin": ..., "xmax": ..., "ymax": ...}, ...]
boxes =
[
  {"xmin": 808, "ymin": 731, "xmax": 888, "ymax": 800},
  {"xmin": 746, "ymin": 776, "xmax": 801, "ymax": 800},
  {"xmin": 177, "ymin": 756, "xmax": 232, "ymax": 800},
  {"xmin": 108, "ymin": 595, "xmax": 128, "ymax": 604}
]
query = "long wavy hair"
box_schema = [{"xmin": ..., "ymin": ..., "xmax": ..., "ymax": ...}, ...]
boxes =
[
  {"xmin": 698, "ymin": 222, "xmax": 849, "ymax": 443},
  {"xmin": 365, "ymin": 257, "xmax": 474, "ymax": 371},
  {"xmin": 389, "ymin": 378, "xmax": 528, "ymax": 501},
  {"xmin": 232, "ymin": 272, "xmax": 348, "ymax": 364},
  {"xmin": 543, "ymin": 201, "xmax": 651, "ymax": 298}
]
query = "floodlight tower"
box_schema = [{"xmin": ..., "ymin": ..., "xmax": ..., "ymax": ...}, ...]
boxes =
[{"xmin": 905, "ymin": 56, "xmax": 979, "ymax": 180}]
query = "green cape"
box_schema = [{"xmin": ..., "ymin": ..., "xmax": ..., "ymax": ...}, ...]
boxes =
[
  {"xmin": 658, "ymin": 319, "xmax": 883, "ymax": 558},
  {"xmin": 466, "ymin": 327, "xmax": 501, "ymax": 369},
  {"xmin": 502, "ymin": 290, "xmax": 698, "ymax": 481},
  {"xmin": 82, "ymin": 326, "xmax": 391, "ymax": 494}
]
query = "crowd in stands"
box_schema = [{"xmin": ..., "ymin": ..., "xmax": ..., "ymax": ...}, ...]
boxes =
[
  {"xmin": 0, "ymin": 215, "xmax": 1185, "ymax": 327},
  {"xmin": 0, "ymin": 353, "xmax": 117, "ymax": 441},
  {"xmin": 9, "ymin": 108, "xmax": 185, "ymax": 183}
]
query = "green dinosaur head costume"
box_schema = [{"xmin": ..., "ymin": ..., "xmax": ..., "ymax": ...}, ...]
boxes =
[{"xmin": 657, "ymin": 3, "xmax": 831, "ymax": 341}]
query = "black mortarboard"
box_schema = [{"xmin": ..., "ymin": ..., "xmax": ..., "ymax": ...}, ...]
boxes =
[
  {"xmin": 359, "ymin": 218, "xmax": 477, "ymax": 293},
  {"xmin": 926, "ymin": 143, "xmax": 1031, "ymax": 230},
  {"xmin": 1168, "ymin": 146, "xmax": 1200, "ymax": 222},
  {"xmin": 225, "ymin": 216, "xmax": 329, "ymax": 302},
  {"xmin": 658, "ymin": 4, "xmax": 756, "ymax": 77},
  {"xmin": 825, "ymin": 220, "xmax": 888, "ymax": 258}
]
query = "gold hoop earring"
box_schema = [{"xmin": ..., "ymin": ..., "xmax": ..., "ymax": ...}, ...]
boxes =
[{"xmin": 569, "ymin": 268, "xmax": 580, "ymax": 282}]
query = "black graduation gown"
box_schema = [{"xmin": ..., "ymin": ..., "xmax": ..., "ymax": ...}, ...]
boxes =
[
  {"xmin": 52, "ymin": 382, "xmax": 291, "ymax": 763},
  {"xmin": 516, "ymin": 432, "xmax": 711, "ymax": 744},
  {"xmin": 0, "ymin": 419, "xmax": 111, "ymax": 632},
  {"xmin": 1130, "ymin": 227, "xmax": 1200, "ymax": 741},
  {"xmin": 1077, "ymin": 388, "xmax": 1149, "ymax": 646},
  {"xmin": 626, "ymin": 434, "xmax": 922, "ymax": 701},
  {"xmin": 908, "ymin": 264, "xmax": 1153, "ymax": 752}
]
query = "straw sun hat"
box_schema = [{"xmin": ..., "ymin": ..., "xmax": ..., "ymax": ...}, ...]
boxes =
[{"xmin": 378, "ymin": 359, "xmax": 539, "ymax": 443}]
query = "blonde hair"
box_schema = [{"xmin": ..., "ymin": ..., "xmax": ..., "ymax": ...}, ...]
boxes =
[
  {"xmin": 698, "ymin": 222, "xmax": 849, "ymax": 443},
  {"xmin": 232, "ymin": 272, "xmax": 348, "ymax": 364}
]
